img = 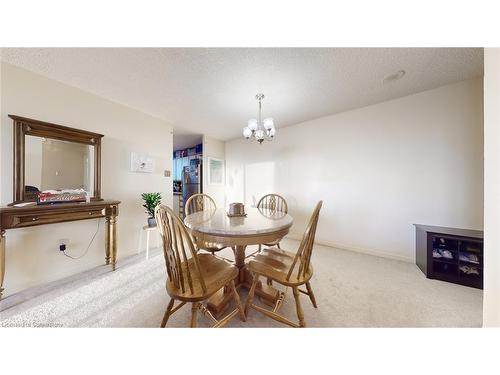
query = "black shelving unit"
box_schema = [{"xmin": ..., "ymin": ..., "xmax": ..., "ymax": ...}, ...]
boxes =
[{"xmin": 414, "ymin": 224, "xmax": 483, "ymax": 289}]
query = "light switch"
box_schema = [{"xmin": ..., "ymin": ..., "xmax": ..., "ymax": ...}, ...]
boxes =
[{"xmin": 164, "ymin": 170, "xmax": 171, "ymax": 177}]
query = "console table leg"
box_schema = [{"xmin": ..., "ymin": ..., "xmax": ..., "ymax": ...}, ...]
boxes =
[
  {"xmin": 109, "ymin": 215, "xmax": 117, "ymax": 271},
  {"xmin": 105, "ymin": 217, "xmax": 111, "ymax": 265},
  {"xmin": 0, "ymin": 230, "xmax": 5, "ymax": 299}
]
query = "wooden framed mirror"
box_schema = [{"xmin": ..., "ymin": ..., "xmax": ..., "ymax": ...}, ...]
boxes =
[{"xmin": 8, "ymin": 115, "xmax": 104, "ymax": 204}]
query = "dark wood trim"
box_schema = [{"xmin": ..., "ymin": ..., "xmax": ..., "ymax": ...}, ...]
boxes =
[
  {"xmin": 0, "ymin": 200, "xmax": 120, "ymax": 229},
  {"xmin": 93, "ymin": 140, "xmax": 101, "ymax": 200},
  {"xmin": 8, "ymin": 115, "xmax": 104, "ymax": 204},
  {"xmin": 8, "ymin": 115, "xmax": 103, "ymax": 144},
  {"xmin": 13, "ymin": 118, "xmax": 25, "ymax": 203}
]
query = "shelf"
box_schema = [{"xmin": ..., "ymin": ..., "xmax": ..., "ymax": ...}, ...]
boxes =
[
  {"xmin": 458, "ymin": 268, "xmax": 483, "ymax": 288},
  {"xmin": 459, "ymin": 266, "xmax": 482, "ymax": 277},
  {"xmin": 460, "ymin": 239, "xmax": 483, "ymax": 248},
  {"xmin": 432, "ymin": 261, "xmax": 458, "ymax": 276},
  {"xmin": 458, "ymin": 260, "xmax": 482, "ymax": 268},
  {"xmin": 432, "ymin": 236, "xmax": 459, "ymax": 252},
  {"xmin": 433, "ymin": 272, "xmax": 459, "ymax": 284},
  {"xmin": 432, "ymin": 257, "xmax": 457, "ymax": 265},
  {"xmin": 416, "ymin": 225, "xmax": 483, "ymax": 290},
  {"xmin": 458, "ymin": 252, "xmax": 482, "ymax": 267}
]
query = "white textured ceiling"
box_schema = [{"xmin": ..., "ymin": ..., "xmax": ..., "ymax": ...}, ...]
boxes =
[{"xmin": 1, "ymin": 48, "xmax": 483, "ymax": 140}]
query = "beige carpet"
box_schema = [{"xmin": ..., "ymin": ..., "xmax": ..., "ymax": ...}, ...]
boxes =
[{"xmin": 0, "ymin": 238, "xmax": 482, "ymax": 327}]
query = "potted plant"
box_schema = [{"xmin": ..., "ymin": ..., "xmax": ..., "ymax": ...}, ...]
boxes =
[{"xmin": 141, "ymin": 192, "xmax": 162, "ymax": 227}]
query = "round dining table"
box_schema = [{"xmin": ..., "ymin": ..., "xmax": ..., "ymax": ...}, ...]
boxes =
[{"xmin": 184, "ymin": 207, "xmax": 293, "ymax": 316}]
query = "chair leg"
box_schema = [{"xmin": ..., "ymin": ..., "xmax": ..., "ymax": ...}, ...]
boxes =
[
  {"xmin": 191, "ymin": 302, "xmax": 199, "ymax": 328},
  {"xmin": 230, "ymin": 280, "xmax": 246, "ymax": 322},
  {"xmin": 305, "ymin": 281, "xmax": 318, "ymax": 308},
  {"xmin": 267, "ymin": 278, "xmax": 273, "ymax": 286},
  {"xmin": 277, "ymin": 242, "xmax": 281, "ymax": 249},
  {"xmin": 161, "ymin": 298, "xmax": 175, "ymax": 328},
  {"xmin": 292, "ymin": 287, "xmax": 306, "ymax": 328},
  {"xmin": 245, "ymin": 275, "xmax": 259, "ymax": 316},
  {"xmin": 258, "ymin": 244, "xmax": 262, "ymax": 253}
]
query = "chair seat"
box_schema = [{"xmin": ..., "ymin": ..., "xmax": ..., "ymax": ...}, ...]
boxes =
[
  {"xmin": 248, "ymin": 247, "xmax": 313, "ymax": 286},
  {"xmin": 167, "ymin": 254, "xmax": 238, "ymax": 301}
]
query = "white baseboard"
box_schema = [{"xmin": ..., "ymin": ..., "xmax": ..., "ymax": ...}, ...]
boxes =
[{"xmin": 285, "ymin": 232, "xmax": 414, "ymax": 263}]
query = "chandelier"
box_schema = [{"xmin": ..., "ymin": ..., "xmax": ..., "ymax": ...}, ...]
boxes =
[{"xmin": 242, "ymin": 93, "xmax": 276, "ymax": 144}]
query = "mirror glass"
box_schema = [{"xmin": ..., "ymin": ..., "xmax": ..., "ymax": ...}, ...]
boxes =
[{"xmin": 24, "ymin": 135, "xmax": 94, "ymax": 197}]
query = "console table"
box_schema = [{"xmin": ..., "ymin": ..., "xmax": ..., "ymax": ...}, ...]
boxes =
[{"xmin": 0, "ymin": 200, "xmax": 120, "ymax": 299}]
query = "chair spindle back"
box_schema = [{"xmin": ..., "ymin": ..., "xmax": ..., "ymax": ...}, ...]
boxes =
[
  {"xmin": 286, "ymin": 201, "xmax": 323, "ymax": 281},
  {"xmin": 257, "ymin": 194, "xmax": 288, "ymax": 214},
  {"xmin": 155, "ymin": 204, "xmax": 207, "ymax": 295},
  {"xmin": 185, "ymin": 193, "xmax": 217, "ymax": 216}
]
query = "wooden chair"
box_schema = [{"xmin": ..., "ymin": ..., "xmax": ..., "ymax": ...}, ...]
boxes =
[
  {"xmin": 155, "ymin": 204, "xmax": 246, "ymax": 327},
  {"xmin": 245, "ymin": 201, "xmax": 323, "ymax": 327},
  {"xmin": 257, "ymin": 194, "xmax": 288, "ymax": 252},
  {"xmin": 185, "ymin": 193, "xmax": 226, "ymax": 255}
]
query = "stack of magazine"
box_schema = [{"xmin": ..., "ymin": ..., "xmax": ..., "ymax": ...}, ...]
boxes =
[{"xmin": 37, "ymin": 189, "xmax": 87, "ymax": 204}]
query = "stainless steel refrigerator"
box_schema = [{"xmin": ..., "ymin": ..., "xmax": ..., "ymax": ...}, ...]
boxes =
[{"xmin": 182, "ymin": 163, "xmax": 201, "ymax": 217}]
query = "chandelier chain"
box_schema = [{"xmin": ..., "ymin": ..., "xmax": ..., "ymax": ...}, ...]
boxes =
[{"xmin": 258, "ymin": 96, "xmax": 262, "ymax": 124}]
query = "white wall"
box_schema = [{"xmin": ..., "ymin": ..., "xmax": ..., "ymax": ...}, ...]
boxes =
[
  {"xmin": 226, "ymin": 79, "xmax": 484, "ymax": 262},
  {"xmin": 483, "ymin": 49, "xmax": 500, "ymax": 327},
  {"xmin": 202, "ymin": 135, "xmax": 226, "ymax": 208},
  {"xmin": 0, "ymin": 63, "xmax": 173, "ymax": 296}
]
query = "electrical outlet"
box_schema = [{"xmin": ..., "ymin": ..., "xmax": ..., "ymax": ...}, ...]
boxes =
[{"xmin": 59, "ymin": 238, "xmax": 69, "ymax": 251}]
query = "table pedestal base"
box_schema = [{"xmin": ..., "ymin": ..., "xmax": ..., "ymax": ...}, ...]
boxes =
[{"xmin": 206, "ymin": 245, "xmax": 280, "ymax": 318}]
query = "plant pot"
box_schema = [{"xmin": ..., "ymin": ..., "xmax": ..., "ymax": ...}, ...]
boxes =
[{"xmin": 147, "ymin": 217, "xmax": 157, "ymax": 227}]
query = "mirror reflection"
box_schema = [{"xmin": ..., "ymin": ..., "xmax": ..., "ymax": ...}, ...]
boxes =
[{"xmin": 24, "ymin": 135, "xmax": 94, "ymax": 198}]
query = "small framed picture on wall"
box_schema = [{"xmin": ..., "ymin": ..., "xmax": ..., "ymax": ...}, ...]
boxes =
[
  {"xmin": 208, "ymin": 157, "xmax": 224, "ymax": 185},
  {"xmin": 130, "ymin": 151, "xmax": 155, "ymax": 173}
]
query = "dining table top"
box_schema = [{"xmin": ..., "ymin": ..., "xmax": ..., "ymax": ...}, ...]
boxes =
[{"xmin": 184, "ymin": 207, "xmax": 293, "ymax": 236}]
